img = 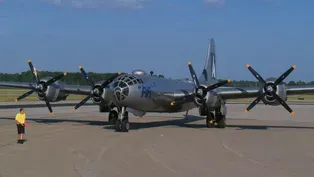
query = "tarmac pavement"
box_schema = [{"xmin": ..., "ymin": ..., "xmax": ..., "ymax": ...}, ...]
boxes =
[{"xmin": 0, "ymin": 104, "xmax": 313, "ymax": 177}]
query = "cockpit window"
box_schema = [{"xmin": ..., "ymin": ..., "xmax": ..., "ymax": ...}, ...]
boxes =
[
  {"xmin": 114, "ymin": 74, "xmax": 143, "ymax": 85},
  {"xmin": 112, "ymin": 74, "xmax": 143, "ymax": 101}
]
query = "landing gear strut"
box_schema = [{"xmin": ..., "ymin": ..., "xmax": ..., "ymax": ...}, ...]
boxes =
[
  {"xmin": 114, "ymin": 107, "xmax": 130, "ymax": 132},
  {"xmin": 206, "ymin": 112, "xmax": 215, "ymax": 128}
]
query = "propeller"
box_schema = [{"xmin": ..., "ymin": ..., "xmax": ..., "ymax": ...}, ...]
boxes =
[
  {"xmin": 72, "ymin": 66, "xmax": 121, "ymax": 111},
  {"xmin": 170, "ymin": 61, "xmax": 231, "ymax": 107},
  {"xmin": 15, "ymin": 60, "xmax": 67, "ymax": 115},
  {"xmin": 244, "ymin": 64, "xmax": 296, "ymax": 115}
]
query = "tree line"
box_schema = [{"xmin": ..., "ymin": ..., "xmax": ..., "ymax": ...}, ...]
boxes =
[{"xmin": 0, "ymin": 71, "xmax": 312, "ymax": 87}]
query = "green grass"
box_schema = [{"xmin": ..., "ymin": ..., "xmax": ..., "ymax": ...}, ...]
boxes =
[{"xmin": 1, "ymin": 88, "xmax": 314, "ymax": 102}]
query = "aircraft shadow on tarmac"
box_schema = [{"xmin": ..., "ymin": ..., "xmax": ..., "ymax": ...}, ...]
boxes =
[{"xmin": 1, "ymin": 115, "xmax": 314, "ymax": 131}]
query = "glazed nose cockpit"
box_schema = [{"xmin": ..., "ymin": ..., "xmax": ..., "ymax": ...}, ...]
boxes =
[{"xmin": 112, "ymin": 74, "xmax": 143, "ymax": 101}]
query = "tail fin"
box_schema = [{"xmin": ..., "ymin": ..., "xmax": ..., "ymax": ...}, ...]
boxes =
[{"xmin": 199, "ymin": 38, "xmax": 217, "ymax": 84}]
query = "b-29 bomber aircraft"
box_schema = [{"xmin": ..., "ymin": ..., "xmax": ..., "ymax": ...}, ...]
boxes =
[{"xmin": 1, "ymin": 38, "xmax": 314, "ymax": 132}]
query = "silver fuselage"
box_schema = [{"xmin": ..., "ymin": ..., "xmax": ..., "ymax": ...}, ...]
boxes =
[{"xmin": 108, "ymin": 73, "xmax": 218, "ymax": 112}]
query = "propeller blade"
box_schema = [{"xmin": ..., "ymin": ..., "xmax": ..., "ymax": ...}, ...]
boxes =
[
  {"xmin": 42, "ymin": 94, "xmax": 53, "ymax": 114},
  {"xmin": 16, "ymin": 89, "xmax": 36, "ymax": 102},
  {"xmin": 272, "ymin": 93, "xmax": 294, "ymax": 115},
  {"xmin": 274, "ymin": 65, "xmax": 296, "ymax": 86},
  {"xmin": 73, "ymin": 95, "xmax": 92, "ymax": 111},
  {"xmin": 245, "ymin": 93, "xmax": 265, "ymax": 112},
  {"xmin": 28, "ymin": 60, "xmax": 40, "ymax": 83},
  {"xmin": 246, "ymin": 64, "xmax": 266, "ymax": 84},
  {"xmin": 100, "ymin": 72, "xmax": 121, "ymax": 89},
  {"xmin": 204, "ymin": 79, "xmax": 231, "ymax": 92},
  {"xmin": 188, "ymin": 62, "xmax": 200, "ymax": 88},
  {"xmin": 46, "ymin": 72, "xmax": 67, "ymax": 86},
  {"xmin": 245, "ymin": 64, "xmax": 295, "ymax": 114},
  {"xmin": 79, "ymin": 66, "xmax": 95, "ymax": 87}
]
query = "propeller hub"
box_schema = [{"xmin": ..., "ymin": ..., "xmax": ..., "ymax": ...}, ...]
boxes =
[
  {"xmin": 266, "ymin": 85, "xmax": 274, "ymax": 93},
  {"xmin": 264, "ymin": 83, "xmax": 277, "ymax": 96},
  {"xmin": 196, "ymin": 89, "xmax": 203, "ymax": 97},
  {"xmin": 92, "ymin": 88, "xmax": 101, "ymax": 96},
  {"xmin": 36, "ymin": 83, "xmax": 45, "ymax": 92}
]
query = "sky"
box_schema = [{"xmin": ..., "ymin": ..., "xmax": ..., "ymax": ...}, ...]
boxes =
[{"xmin": 0, "ymin": 0, "xmax": 314, "ymax": 81}]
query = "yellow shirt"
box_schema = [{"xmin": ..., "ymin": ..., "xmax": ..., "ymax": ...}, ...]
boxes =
[{"xmin": 15, "ymin": 113, "xmax": 26, "ymax": 124}]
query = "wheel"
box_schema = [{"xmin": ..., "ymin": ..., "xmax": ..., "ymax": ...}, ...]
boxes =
[
  {"xmin": 109, "ymin": 110, "xmax": 118, "ymax": 125},
  {"xmin": 206, "ymin": 112, "xmax": 215, "ymax": 128},
  {"xmin": 121, "ymin": 119, "xmax": 130, "ymax": 132},
  {"xmin": 217, "ymin": 115, "xmax": 226, "ymax": 128},
  {"xmin": 115, "ymin": 119, "xmax": 122, "ymax": 132}
]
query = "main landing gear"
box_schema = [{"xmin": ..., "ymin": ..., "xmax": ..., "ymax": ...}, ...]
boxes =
[
  {"xmin": 206, "ymin": 110, "xmax": 226, "ymax": 128},
  {"xmin": 108, "ymin": 107, "xmax": 130, "ymax": 132}
]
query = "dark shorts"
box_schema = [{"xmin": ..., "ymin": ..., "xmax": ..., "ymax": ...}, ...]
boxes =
[{"xmin": 16, "ymin": 124, "xmax": 25, "ymax": 134}]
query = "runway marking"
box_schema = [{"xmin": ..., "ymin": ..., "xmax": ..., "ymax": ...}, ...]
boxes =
[
  {"xmin": 221, "ymin": 141, "xmax": 294, "ymax": 177},
  {"xmin": 144, "ymin": 149, "xmax": 177, "ymax": 174}
]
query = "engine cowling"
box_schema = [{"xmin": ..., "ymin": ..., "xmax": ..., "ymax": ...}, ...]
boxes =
[
  {"xmin": 260, "ymin": 78, "xmax": 287, "ymax": 106},
  {"xmin": 195, "ymin": 84, "xmax": 222, "ymax": 115},
  {"xmin": 91, "ymin": 81, "xmax": 115, "ymax": 105},
  {"xmin": 96, "ymin": 86, "xmax": 115, "ymax": 112},
  {"xmin": 35, "ymin": 77, "xmax": 69, "ymax": 102}
]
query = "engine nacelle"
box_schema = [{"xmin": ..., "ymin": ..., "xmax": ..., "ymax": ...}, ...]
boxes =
[
  {"xmin": 260, "ymin": 78, "xmax": 287, "ymax": 106},
  {"xmin": 92, "ymin": 80, "xmax": 115, "ymax": 112},
  {"xmin": 36, "ymin": 77, "xmax": 69, "ymax": 102},
  {"xmin": 195, "ymin": 85, "xmax": 222, "ymax": 115},
  {"xmin": 91, "ymin": 82, "xmax": 115, "ymax": 105}
]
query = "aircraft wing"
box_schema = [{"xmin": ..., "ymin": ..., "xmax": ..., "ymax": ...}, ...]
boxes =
[
  {"xmin": 217, "ymin": 85, "xmax": 314, "ymax": 100},
  {"xmin": 0, "ymin": 81, "xmax": 36, "ymax": 90},
  {"xmin": 0, "ymin": 81, "xmax": 91, "ymax": 95}
]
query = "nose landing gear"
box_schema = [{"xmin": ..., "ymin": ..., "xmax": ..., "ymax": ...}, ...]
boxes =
[{"xmin": 109, "ymin": 107, "xmax": 129, "ymax": 132}]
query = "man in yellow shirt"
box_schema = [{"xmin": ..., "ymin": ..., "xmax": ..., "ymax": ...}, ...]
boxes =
[{"xmin": 15, "ymin": 108, "xmax": 26, "ymax": 144}]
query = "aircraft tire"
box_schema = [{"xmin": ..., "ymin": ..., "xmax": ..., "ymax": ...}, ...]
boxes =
[
  {"xmin": 121, "ymin": 119, "xmax": 129, "ymax": 132},
  {"xmin": 109, "ymin": 110, "xmax": 118, "ymax": 125},
  {"xmin": 217, "ymin": 115, "xmax": 226, "ymax": 128},
  {"xmin": 115, "ymin": 120, "xmax": 122, "ymax": 132},
  {"xmin": 206, "ymin": 112, "xmax": 215, "ymax": 128}
]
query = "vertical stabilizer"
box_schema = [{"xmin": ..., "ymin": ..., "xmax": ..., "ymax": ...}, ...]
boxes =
[{"xmin": 199, "ymin": 38, "xmax": 217, "ymax": 84}]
